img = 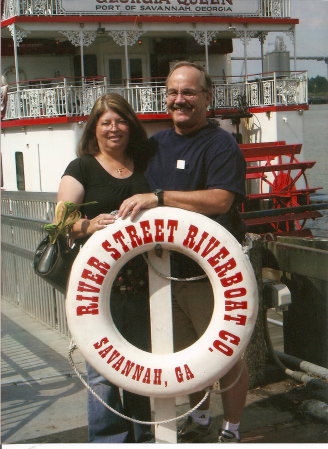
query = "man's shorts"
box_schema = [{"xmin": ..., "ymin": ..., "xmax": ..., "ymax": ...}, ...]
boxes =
[{"xmin": 172, "ymin": 280, "xmax": 214, "ymax": 352}]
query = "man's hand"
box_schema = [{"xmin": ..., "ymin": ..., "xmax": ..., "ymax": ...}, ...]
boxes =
[{"xmin": 118, "ymin": 193, "xmax": 158, "ymax": 220}]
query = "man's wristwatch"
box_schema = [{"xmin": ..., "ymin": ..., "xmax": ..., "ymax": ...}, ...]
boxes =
[{"xmin": 153, "ymin": 189, "xmax": 164, "ymax": 206}]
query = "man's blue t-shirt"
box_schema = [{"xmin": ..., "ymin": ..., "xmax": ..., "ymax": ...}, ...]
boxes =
[{"xmin": 145, "ymin": 121, "xmax": 246, "ymax": 242}]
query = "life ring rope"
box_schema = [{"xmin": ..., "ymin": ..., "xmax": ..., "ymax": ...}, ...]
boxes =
[
  {"xmin": 142, "ymin": 234, "xmax": 252, "ymax": 282},
  {"xmin": 66, "ymin": 207, "xmax": 258, "ymax": 398},
  {"xmin": 68, "ymin": 341, "xmax": 245, "ymax": 425},
  {"xmin": 142, "ymin": 252, "xmax": 207, "ymax": 282}
]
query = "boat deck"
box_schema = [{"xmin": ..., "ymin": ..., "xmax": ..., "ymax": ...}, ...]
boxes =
[{"xmin": 1, "ymin": 300, "xmax": 327, "ymax": 445}]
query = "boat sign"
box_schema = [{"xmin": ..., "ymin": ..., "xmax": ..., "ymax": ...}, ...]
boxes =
[{"xmin": 59, "ymin": 0, "xmax": 259, "ymax": 16}]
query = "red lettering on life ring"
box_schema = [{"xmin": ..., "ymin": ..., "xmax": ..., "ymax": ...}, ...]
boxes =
[{"xmin": 66, "ymin": 208, "xmax": 258, "ymax": 398}]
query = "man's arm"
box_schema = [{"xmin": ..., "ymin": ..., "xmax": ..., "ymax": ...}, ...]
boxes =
[
  {"xmin": 118, "ymin": 188, "xmax": 235, "ymax": 220},
  {"xmin": 162, "ymin": 189, "xmax": 235, "ymax": 215}
]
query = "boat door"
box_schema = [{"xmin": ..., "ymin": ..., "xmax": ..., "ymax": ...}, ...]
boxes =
[{"xmin": 108, "ymin": 56, "xmax": 145, "ymax": 85}]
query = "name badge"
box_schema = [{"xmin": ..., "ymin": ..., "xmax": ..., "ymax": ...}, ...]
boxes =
[{"xmin": 177, "ymin": 160, "xmax": 185, "ymax": 169}]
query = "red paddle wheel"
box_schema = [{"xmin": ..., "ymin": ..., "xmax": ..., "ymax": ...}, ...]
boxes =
[{"xmin": 239, "ymin": 142, "xmax": 323, "ymax": 235}]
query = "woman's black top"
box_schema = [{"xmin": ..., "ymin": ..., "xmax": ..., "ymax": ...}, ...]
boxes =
[{"xmin": 63, "ymin": 154, "xmax": 151, "ymax": 218}]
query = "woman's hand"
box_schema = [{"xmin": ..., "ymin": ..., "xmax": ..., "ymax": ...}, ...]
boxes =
[
  {"xmin": 118, "ymin": 193, "xmax": 158, "ymax": 220},
  {"xmin": 89, "ymin": 213, "xmax": 117, "ymax": 233},
  {"xmin": 72, "ymin": 213, "xmax": 117, "ymax": 239}
]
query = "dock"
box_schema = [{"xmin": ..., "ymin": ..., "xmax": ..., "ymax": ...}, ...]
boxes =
[{"xmin": 1, "ymin": 299, "xmax": 327, "ymax": 446}]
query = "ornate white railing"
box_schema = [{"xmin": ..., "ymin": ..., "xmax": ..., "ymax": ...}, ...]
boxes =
[
  {"xmin": 2, "ymin": 0, "xmax": 291, "ymax": 19},
  {"xmin": 2, "ymin": 72, "xmax": 308, "ymax": 122}
]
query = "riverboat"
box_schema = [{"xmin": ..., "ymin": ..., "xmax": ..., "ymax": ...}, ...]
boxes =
[
  {"xmin": 2, "ymin": 4, "xmax": 328, "ymax": 445},
  {"xmin": 0, "ymin": 0, "xmax": 324, "ymax": 234}
]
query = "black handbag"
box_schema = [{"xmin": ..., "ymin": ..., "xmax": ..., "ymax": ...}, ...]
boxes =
[{"xmin": 33, "ymin": 233, "xmax": 79, "ymax": 293}]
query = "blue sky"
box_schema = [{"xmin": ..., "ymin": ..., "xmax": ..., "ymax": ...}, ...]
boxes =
[{"xmin": 232, "ymin": 0, "xmax": 328, "ymax": 79}]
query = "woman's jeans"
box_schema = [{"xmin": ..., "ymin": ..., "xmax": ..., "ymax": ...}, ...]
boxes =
[
  {"xmin": 87, "ymin": 285, "xmax": 152, "ymax": 443},
  {"xmin": 87, "ymin": 364, "xmax": 152, "ymax": 443}
]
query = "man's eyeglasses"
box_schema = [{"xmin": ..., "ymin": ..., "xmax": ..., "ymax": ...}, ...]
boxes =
[{"xmin": 166, "ymin": 89, "xmax": 207, "ymax": 99}]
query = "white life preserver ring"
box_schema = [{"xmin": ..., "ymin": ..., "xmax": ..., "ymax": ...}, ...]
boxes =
[{"xmin": 66, "ymin": 207, "xmax": 258, "ymax": 398}]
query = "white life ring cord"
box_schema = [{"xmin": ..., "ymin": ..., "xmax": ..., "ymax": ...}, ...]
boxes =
[
  {"xmin": 66, "ymin": 208, "xmax": 258, "ymax": 409},
  {"xmin": 142, "ymin": 232, "xmax": 254, "ymax": 283},
  {"xmin": 143, "ymin": 250, "xmax": 207, "ymax": 282},
  {"xmin": 68, "ymin": 341, "xmax": 245, "ymax": 426},
  {"xmin": 66, "ymin": 224, "xmax": 253, "ymax": 424}
]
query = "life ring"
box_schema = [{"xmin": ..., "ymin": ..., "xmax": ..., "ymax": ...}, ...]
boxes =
[{"xmin": 66, "ymin": 207, "xmax": 258, "ymax": 398}]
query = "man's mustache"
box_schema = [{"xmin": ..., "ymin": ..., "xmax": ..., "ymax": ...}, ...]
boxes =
[{"xmin": 170, "ymin": 103, "xmax": 192, "ymax": 110}]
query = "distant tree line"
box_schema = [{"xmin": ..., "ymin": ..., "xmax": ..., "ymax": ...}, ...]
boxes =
[
  {"xmin": 308, "ymin": 76, "xmax": 328, "ymax": 103},
  {"xmin": 308, "ymin": 76, "xmax": 328, "ymax": 95}
]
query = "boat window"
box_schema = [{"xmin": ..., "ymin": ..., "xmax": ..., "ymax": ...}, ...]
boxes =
[
  {"xmin": 15, "ymin": 152, "xmax": 25, "ymax": 191},
  {"xmin": 130, "ymin": 58, "xmax": 143, "ymax": 83},
  {"xmin": 73, "ymin": 54, "xmax": 98, "ymax": 77},
  {"xmin": 109, "ymin": 59, "xmax": 123, "ymax": 85}
]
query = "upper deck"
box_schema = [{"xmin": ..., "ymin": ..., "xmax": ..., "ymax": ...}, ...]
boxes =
[
  {"xmin": 2, "ymin": 0, "xmax": 302, "ymax": 124},
  {"xmin": 1, "ymin": 71, "xmax": 308, "ymax": 127},
  {"xmin": 1, "ymin": 2, "xmax": 305, "ymax": 126}
]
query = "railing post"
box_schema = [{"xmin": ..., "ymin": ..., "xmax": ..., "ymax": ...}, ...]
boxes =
[
  {"xmin": 273, "ymin": 71, "xmax": 277, "ymax": 106},
  {"xmin": 304, "ymin": 72, "xmax": 308, "ymax": 104},
  {"xmin": 245, "ymin": 76, "xmax": 249, "ymax": 108},
  {"xmin": 16, "ymin": 0, "xmax": 21, "ymax": 16},
  {"xmin": 63, "ymin": 77, "xmax": 69, "ymax": 116}
]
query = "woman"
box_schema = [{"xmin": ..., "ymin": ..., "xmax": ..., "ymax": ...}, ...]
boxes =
[{"xmin": 58, "ymin": 93, "xmax": 153, "ymax": 443}]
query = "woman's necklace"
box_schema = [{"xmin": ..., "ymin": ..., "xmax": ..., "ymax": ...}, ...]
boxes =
[{"xmin": 96, "ymin": 153, "xmax": 132, "ymax": 177}]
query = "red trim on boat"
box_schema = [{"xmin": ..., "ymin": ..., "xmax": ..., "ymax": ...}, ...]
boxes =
[
  {"xmin": 1, "ymin": 15, "xmax": 299, "ymax": 28},
  {"xmin": 1, "ymin": 105, "xmax": 308, "ymax": 129}
]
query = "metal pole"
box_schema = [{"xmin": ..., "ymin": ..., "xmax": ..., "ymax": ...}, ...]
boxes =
[
  {"xmin": 244, "ymin": 30, "xmax": 248, "ymax": 79},
  {"xmin": 258, "ymin": 32, "xmax": 267, "ymax": 75},
  {"xmin": 293, "ymin": 27, "xmax": 297, "ymax": 71},
  {"xmin": 12, "ymin": 23, "xmax": 20, "ymax": 88},
  {"xmin": 124, "ymin": 32, "xmax": 130, "ymax": 87},
  {"xmin": 80, "ymin": 30, "xmax": 85, "ymax": 79},
  {"xmin": 12, "ymin": 23, "xmax": 21, "ymax": 118},
  {"xmin": 205, "ymin": 31, "xmax": 209, "ymax": 73},
  {"xmin": 148, "ymin": 249, "xmax": 177, "ymax": 443},
  {"xmin": 260, "ymin": 37, "xmax": 264, "ymax": 74}
]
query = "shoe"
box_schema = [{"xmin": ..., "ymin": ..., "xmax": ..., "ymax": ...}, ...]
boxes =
[
  {"xmin": 218, "ymin": 429, "xmax": 240, "ymax": 443},
  {"xmin": 178, "ymin": 416, "xmax": 214, "ymax": 442}
]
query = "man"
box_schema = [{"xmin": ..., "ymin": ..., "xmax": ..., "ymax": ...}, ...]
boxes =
[{"xmin": 118, "ymin": 61, "xmax": 247, "ymax": 443}]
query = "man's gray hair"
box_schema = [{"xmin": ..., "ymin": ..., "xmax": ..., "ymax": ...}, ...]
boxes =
[{"xmin": 166, "ymin": 61, "xmax": 212, "ymax": 92}]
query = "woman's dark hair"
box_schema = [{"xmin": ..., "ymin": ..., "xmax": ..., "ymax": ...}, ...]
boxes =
[{"xmin": 77, "ymin": 93, "xmax": 148, "ymax": 167}]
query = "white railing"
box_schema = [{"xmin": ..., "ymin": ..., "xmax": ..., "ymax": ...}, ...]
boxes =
[
  {"xmin": 2, "ymin": 0, "xmax": 291, "ymax": 19},
  {"xmin": 1, "ymin": 191, "xmax": 70, "ymax": 336},
  {"xmin": 3, "ymin": 72, "xmax": 308, "ymax": 122},
  {"xmin": 259, "ymin": 0, "xmax": 290, "ymax": 18}
]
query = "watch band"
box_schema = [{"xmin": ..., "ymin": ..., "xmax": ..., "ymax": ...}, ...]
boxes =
[{"xmin": 153, "ymin": 189, "xmax": 164, "ymax": 206}]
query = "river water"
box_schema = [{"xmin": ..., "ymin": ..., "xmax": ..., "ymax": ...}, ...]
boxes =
[
  {"xmin": 302, "ymin": 104, "xmax": 328, "ymax": 237},
  {"xmin": 302, "ymin": 104, "xmax": 328, "ymax": 195}
]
